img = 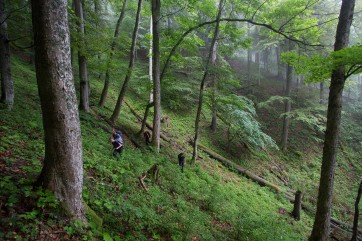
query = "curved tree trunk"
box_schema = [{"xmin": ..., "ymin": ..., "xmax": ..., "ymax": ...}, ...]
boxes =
[
  {"xmin": 31, "ymin": 0, "xmax": 84, "ymax": 218},
  {"xmin": 75, "ymin": 0, "xmax": 90, "ymax": 112},
  {"xmin": 110, "ymin": 0, "xmax": 142, "ymax": 123},
  {"xmin": 191, "ymin": 0, "xmax": 224, "ymax": 163},
  {"xmin": 0, "ymin": 0, "xmax": 14, "ymax": 109},
  {"xmin": 99, "ymin": 0, "xmax": 127, "ymax": 107},
  {"xmin": 151, "ymin": 0, "xmax": 161, "ymax": 152},
  {"xmin": 310, "ymin": 0, "xmax": 356, "ymax": 240}
]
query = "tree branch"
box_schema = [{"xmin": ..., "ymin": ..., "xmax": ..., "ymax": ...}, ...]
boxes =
[
  {"xmin": 160, "ymin": 17, "xmax": 324, "ymax": 82},
  {"xmin": 278, "ymin": 0, "xmax": 319, "ymax": 32},
  {"xmin": 345, "ymin": 65, "xmax": 362, "ymax": 79}
]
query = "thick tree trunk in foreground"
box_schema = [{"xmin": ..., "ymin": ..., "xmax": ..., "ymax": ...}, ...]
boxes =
[
  {"xmin": 151, "ymin": 0, "xmax": 161, "ymax": 152},
  {"xmin": 280, "ymin": 41, "xmax": 293, "ymax": 151},
  {"xmin": 310, "ymin": 0, "xmax": 355, "ymax": 240},
  {"xmin": 99, "ymin": 0, "xmax": 127, "ymax": 107},
  {"xmin": 110, "ymin": 0, "xmax": 142, "ymax": 123},
  {"xmin": 31, "ymin": 0, "xmax": 84, "ymax": 218},
  {"xmin": 0, "ymin": 0, "xmax": 14, "ymax": 109},
  {"xmin": 351, "ymin": 180, "xmax": 362, "ymax": 241},
  {"xmin": 192, "ymin": 0, "xmax": 224, "ymax": 163},
  {"xmin": 75, "ymin": 0, "xmax": 90, "ymax": 112}
]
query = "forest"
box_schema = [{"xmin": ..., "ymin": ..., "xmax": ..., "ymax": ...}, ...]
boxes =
[{"xmin": 0, "ymin": 0, "xmax": 362, "ymax": 240}]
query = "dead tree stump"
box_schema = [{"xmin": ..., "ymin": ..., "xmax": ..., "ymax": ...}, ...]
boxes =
[{"xmin": 292, "ymin": 190, "xmax": 303, "ymax": 221}]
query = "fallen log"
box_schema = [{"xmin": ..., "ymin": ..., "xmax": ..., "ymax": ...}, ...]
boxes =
[{"xmin": 196, "ymin": 142, "xmax": 282, "ymax": 192}]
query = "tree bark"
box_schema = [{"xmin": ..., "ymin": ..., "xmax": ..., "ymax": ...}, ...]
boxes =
[
  {"xmin": 31, "ymin": 0, "xmax": 84, "ymax": 218},
  {"xmin": 98, "ymin": 0, "xmax": 127, "ymax": 107},
  {"xmin": 310, "ymin": 1, "xmax": 356, "ymax": 240},
  {"xmin": 75, "ymin": 0, "xmax": 90, "ymax": 112},
  {"xmin": 280, "ymin": 40, "xmax": 293, "ymax": 151},
  {"xmin": 192, "ymin": 0, "xmax": 224, "ymax": 163},
  {"xmin": 110, "ymin": 0, "xmax": 142, "ymax": 123},
  {"xmin": 0, "ymin": 0, "xmax": 14, "ymax": 109},
  {"xmin": 151, "ymin": 0, "xmax": 161, "ymax": 152},
  {"xmin": 351, "ymin": 179, "xmax": 362, "ymax": 241}
]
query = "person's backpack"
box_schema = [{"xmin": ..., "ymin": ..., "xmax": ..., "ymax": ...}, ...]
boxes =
[{"xmin": 113, "ymin": 130, "xmax": 124, "ymax": 146}]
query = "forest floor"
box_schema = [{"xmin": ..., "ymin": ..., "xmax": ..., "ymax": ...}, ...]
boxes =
[{"xmin": 0, "ymin": 56, "xmax": 361, "ymax": 240}]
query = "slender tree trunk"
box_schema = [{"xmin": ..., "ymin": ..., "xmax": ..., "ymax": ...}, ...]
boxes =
[
  {"xmin": 351, "ymin": 179, "xmax": 362, "ymax": 241},
  {"xmin": 210, "ymin": 25, "xmax": 219, "ymax": 132},
  {"xmin": 310, "ymin": 1, "xmax": 355, "ymax": 240},
  {"xmin": 99, "ymin": 0, "xmax": 127, "ymax": 107},
  {"xmin": 247, "ymin": 23, "xmax": 252, "ymax": 85},
  {"xmin": 110, "ymin": 0, "xmax": 142, "ymax": 123},
  {"xmin": 151, "ymin": 0, "xmax": 161, "ymax": 152},
  {"xmin": 276, "ymin": 46, "xmax": 283, "ymax": 79},
  {"xmin": 75, "ymin": 0, "xmax": 90, "ymax": 112},
  {"xmin": 31, "ymin": 0, "xmax": 84, "ymax": 218},
  {"xmin": 320, "ymin": 82, "xmax": 325, "ymax": 104},
  {"xmin": 359, "ymin": 75, "xmax": 362, "ymax": 101},
  {"xmin": 0, "ymin": 0, "xmax": 14, "ymax": 109},
  {"xmin": 192, "ymin": 0, "xmax": 224, "ymax": 163},
  {"xmin": 140, "ymin": 14, "xmax": 154, "ymax": 135},
  {"xmin": 94, "ymin": 0, "xmax": 102, "ymax": 81},
  {"xmin": 280, "ymin": 41, "xmax": 293, "ymax": 151}
]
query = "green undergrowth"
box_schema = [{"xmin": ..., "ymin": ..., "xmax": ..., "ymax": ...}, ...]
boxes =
[{"xmin": 0, "ymin": 57, "xmax": 318, "ymax": 240}]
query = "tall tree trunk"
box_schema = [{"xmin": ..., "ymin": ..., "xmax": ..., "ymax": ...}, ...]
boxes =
[
  {"xmin": 192, "ymin": 0, "xmax": 224, "ymax": 163},
  {"xmin": 75, "ymin": 0, "xmax": 90, "ymax": 112},
  {"xmin": 98, "ymin": 0, "xmax": 127, "ymax": 107},
  {"xmin": 151, "ymin": 0, "xmax": 161, "ymax": 152},
  {"xmin": 31, "ymin": 0, "xmax": 84, "ymax": 219},
  {"xmin": 309, "ymin": 1, "xmax": 355, "ymax": 240},
  {"xmin": 110, "ymin": 0, "xmax": 142, "ymax": 123},
  {"xmin": 280, "ymin": 41, "xmax": 293, "ymax": 151},
  {"xmin": 351, "ymin": 179, "xmax": 362, "ymax": 241},
  {"xmin": 0, "ymin": 0, "xmax": 14, "ymax": 109}
]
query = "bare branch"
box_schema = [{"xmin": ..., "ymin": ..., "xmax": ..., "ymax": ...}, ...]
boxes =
[{"xmin": 1, "ymin": 5, "xmax": 28, "ymax": 25}]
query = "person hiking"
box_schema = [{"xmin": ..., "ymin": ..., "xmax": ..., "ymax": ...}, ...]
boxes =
[
  {"xmin": 112, "ymin": 128, "xmax": 123, "ymax": 144},
  {"xmin": 111, "ymin": 137, "xmax": 123, "ymax": 159},
  {"xmin": 178, "ymin": 153, "xmax": 185, "ymax": 173}
]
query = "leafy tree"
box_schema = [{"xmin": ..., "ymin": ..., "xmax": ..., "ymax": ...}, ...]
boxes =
[
  {"xmin": 192, "ymin": 0, "xmax": 225, "ymax": 163},
  {"xmin": 309, "ymin": 0, "xmax": 356, "ymax": 240},
  {"xmin": 110, "ymin": 0, "xmax": 143, "ymax": 124},
  {"xmin": 99, "ymin": 0, "xmax": 128, "ymax": 108}
]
